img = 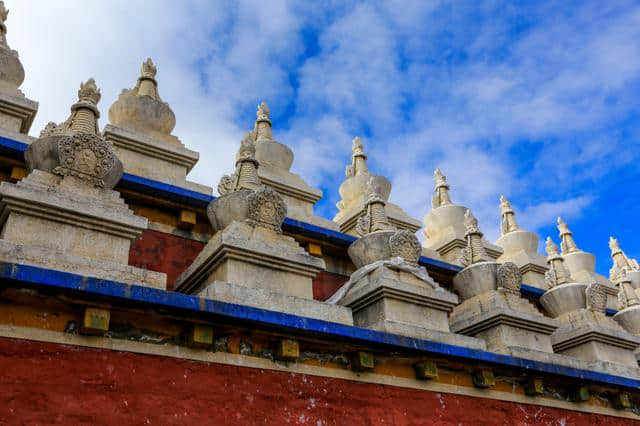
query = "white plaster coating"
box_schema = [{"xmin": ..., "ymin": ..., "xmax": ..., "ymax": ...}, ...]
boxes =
[
  {"xmin": 245, "ymin": 102, "xmax": 337, "ymax": 229},
  {"xmin": 423, "ymin": 169, "xmax": 503, "ymax": 264},
  {"xmin": 333, "ymin": 137, "xmax": 420, "ymax": 235},
  {"xmin": 105, "ymin": 59, "xmax": 211, "ymax": 194},
  {"xmin": 495, "ymin": 196, "xmax": 548, "ymax": 289}
]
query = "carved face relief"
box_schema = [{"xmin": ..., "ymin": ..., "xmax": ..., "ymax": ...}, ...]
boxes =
[
  {"xmin": 53, "ymin": 132, "xmax": 116, "ymax": 187},
  {"xmin": 497, "ymin": 262, "xmax": 522, "ymax": 295},
  {"xmin": 247, "ymin": 186, "xmax": 287, "ymax": 232},
  {"xmin": 389, "ymin": 230, "xmax": 421, "ymax": 266}
]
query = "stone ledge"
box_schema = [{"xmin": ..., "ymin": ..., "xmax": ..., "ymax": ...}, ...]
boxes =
[
  {"xmin": 0, "ymin": 240, "xmax": 166, "ymax": 289},
  {"xmin": 199, "ymin": 280, "xmax": 353, "ymax": 326},
  {"xmin": 450, "ymin": 308, "xmax": 558, "ymax": 337}
]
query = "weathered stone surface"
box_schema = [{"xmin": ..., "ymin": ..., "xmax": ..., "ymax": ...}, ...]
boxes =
[
  {"xmin": 539, "ymin": 282, "xmax": 588, "ymax": 318},
  {"xmin": 199, "ymin": 280, "xmax": 353, "ymax": 325},
  {"xmin": 175, "ymin": 220, "xmax": 325, "ymax": 299},
  {"xmin": 347, "ymin": 230, "xmax": 396, "ymax": 269},
  {"xmin": 0, "ymin": 239, "xmax": 165, "ymax": 288},
  {"xmin": 546, "ymin": 283, "xmax": 640, "ymax": 371},
  {"xmin": 451, "ymin": 261, "xmax": 558, "ymax": 353},
  {"xmin": 334, "ymin": 263, "xmax": 484, "ymax": 349}
]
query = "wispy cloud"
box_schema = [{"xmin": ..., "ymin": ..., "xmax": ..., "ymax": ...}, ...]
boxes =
[{"xmin": 7, "ymin": 0, "xmax": 640, "ymax": 272}]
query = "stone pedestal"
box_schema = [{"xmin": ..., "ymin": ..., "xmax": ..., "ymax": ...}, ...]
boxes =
[
  {"xmin": 449, "ymin": 262, "xmax": 558, "ymax": 354},
  {"xmin": 0, "ymin": 170, "xmax": 166, "ymax": 288},
  {"xmin": 496, "ymin": 230, "xmax": 548, "ymax": 289},
  {"xmin": 550, "ymin": 310, "xmax": 640, "ymax": 368},
  {"xmin": 562, "ymin": 251, "xmax": 618, "ymax": 311},
  {"xmin": 175, "ymin": 220, "xmax": 352, "ymax": 324},
  {"xmin": 103, "ymin": 125, "xmax": 211, "ymax": 194},
  {"xmin": 333, "ymin": 262, "xmax": 484, "ymax": 349},
  {"xmin": 541, "ymin": 282, "xmax": 640, "ymax": 375},
  {"xmin": 0, "ymin": 91, "xmax": 37, "ymax": 137},
  {"xmin": 423, "ymin": 205, "xmax": 503, "ymax": 264},
  {"xmin": 175, "ymin": 220, "xmax": 323, "ymax": 298}
]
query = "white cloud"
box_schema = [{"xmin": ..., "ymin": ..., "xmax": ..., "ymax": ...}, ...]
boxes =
[{"xmin": 5, "ymin": 0, "xmax": 640, "ymax": 264}]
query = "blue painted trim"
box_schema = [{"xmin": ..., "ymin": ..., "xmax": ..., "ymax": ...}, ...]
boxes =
[
  {"xmin": 0, "ymin": 261, "xmax": 637, "ymax": 389},
  {"xmin": 521, "ymin": 284, "xmax": 545, "ymax": 299},
  {"xmin": 118, "ymin": 173, "xmax": 213, "ymax": 208},
  {"xmin": 0, "ymin": 135, "xmax": 28, "ymax": 159}
]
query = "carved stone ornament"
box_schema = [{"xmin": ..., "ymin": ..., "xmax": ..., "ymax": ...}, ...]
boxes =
[
  {"xmin": 585, "ymin": 283, "xmax": 607, "ymax": 313},
  {"xmin": 497, "ymin": 262, "xmax": 522, "ymax": 295},
  {"xmin": 246, "ymin": 186, "xmax": 287, "ymax": 232},
  {"xmin": 389, "ymin": 229, "xmax": 421, "ymax": 266},
  {"xmin": 53, "ymin": 132, "xmax": 116, "ymax": 187},
  {"xmin": 618, "ymin": 280, "xmax": 640, "ymax": 310}
]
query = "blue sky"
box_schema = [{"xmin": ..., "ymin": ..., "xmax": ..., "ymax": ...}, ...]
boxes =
[{"xmin": 9, "ymin": 0, "xmax": 640, "ymax": 275}]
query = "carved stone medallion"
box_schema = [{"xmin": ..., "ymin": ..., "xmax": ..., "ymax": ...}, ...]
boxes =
[
  {"xmin": 389, "ymin": 229, "xmax": 421, "ymax": 266},
  {"xmin": 53, "ymin": 132, "xmax": 116, "ymax": 187},
  {"xmin": 497, "ymin": 262, "xmax": 522, "ymax": 295},
  {"xmin": 585, "ymin": 283, "xmax": 607, "ymax": 313},
  {"xmin": 247, "ymin": 186, "xmax": 287, "ymax": 232}
]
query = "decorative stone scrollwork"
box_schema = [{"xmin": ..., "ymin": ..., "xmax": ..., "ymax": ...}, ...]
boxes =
[
  {"xmin": 389, "ymin": 229, "xmax": 421, "ymax": 266},
  {"xmin": 247, "ymin": 186, "xmax": 287, "ymax": 232},
  {"xmin": 53, "ymin": 132, "xmax": 116, "ymax": 187},
  {"xmin": 497, "ymin": 262, "xmax": 522, "ymax": 295},
  {"xmin": 585, "ymin": 283, "xmax": 607, "ymax": 313}
]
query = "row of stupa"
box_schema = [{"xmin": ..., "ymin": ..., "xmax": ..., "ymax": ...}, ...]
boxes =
[
  {"xmin": 0, "ymin": 0, "xmax": 635, "ymax": 299},
  {"xmin": 0, "ymin": 0, "xmax": 639, "ymax": 379}
]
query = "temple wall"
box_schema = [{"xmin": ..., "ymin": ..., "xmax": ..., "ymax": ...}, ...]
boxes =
[{"xmin": 1, "ymin": 338, "xmax": 637, "ymax": 426}]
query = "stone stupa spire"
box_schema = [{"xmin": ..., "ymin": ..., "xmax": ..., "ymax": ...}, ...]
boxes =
[
  {"xmin": 557, "ymin": 217, "xmax": 579, "ymax": 254},
  {"xmin": 39, "ymin": 78, "xmax": 101, "ymax": 137},
  {"xmin": 345, "ymin": 136, "xmax": 368, "ymax": 177},
  {"xmin": 254, "ymin": 101, "xmax": 273, "ymax": 142},
  {"xmin": 431, "ymin": 168, "xmax": 452, "ymax": 209},
  {"xmin": 217, "ymin": 132, "xmax": 261, "ymax": 195},
  {"xmin": 499, "ymin": 195, "xmax": 519, "ymax": 235},
  {"xmin": 459, "ymin": 209, "xmax": 490, "ymax": 266},
  {"xmin": 609, "ymin": 236, "xmax": 640, "ymax": 283},
  {"xmin": 0, "ymin": 1, "xmax": 38, "ymax": 136},
  {"xmin": 355, "ymin": 176, "xmax": 395, "ymax": 236},
  {"xmin": 544, "ymin": 237, "xmax": 571, "ymax": 288}
]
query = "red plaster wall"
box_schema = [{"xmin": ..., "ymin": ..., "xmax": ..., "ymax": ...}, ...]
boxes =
[
  {"xmin": 313, "ymin": 271, "xmax": 349, "ymax": 301},
  {"xmin": 128, "ymin": 230, "xmax": 348, "ymax": 298},
  {"xmin": 0, "ymin": 338, "xmax": 636, "ymax": 426},
  {"xmin": 128, "ymin": 230, "xmax": 205, "ymax": 290}
]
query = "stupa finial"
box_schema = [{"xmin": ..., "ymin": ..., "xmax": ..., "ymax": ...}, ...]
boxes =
[
  {"xmin": 499, "ymin": 195, "xmax": 519, "ymax": 235},
  {"xmin": 431, "ymin": 168, "xmax": 452, "ymax": 209},
  {"xmin": 458, "ymin": 209, "xmax": 490, "ymax": 266},
  {"xmin": 39, "ymin": 79, "xmax": 102, "ymax": 137},
  {"xmin": 544, "ymin": 237, "xmax": 571, "ymax": 288},
  {"xmin": 218, "ymin": 132, "xmax": 261, "ymax": 195},
  {"xmin": 345, "ymin": 136, "xmax": 369, "ymax": 178},
  {"xmin": 254, "ymin": 101, "xmax": 273, "ymax": 141},
  {"xmin": 140, "ymin": 58, "xmax": 157, "ymax": 80},
  {"xmin": 0, "ymin": 1, "xmax": 8, "ymax": 48},
  {"xmin": 609, "ymin": 236, "xmax": 640, "ymax": 283},
  {"xmin": 355, "ymin": 176, "xmax": 395, "ymax": 236},
  {"xmin": 557, "ymin": 217, "xmax": 579, "ymax": 254}
]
